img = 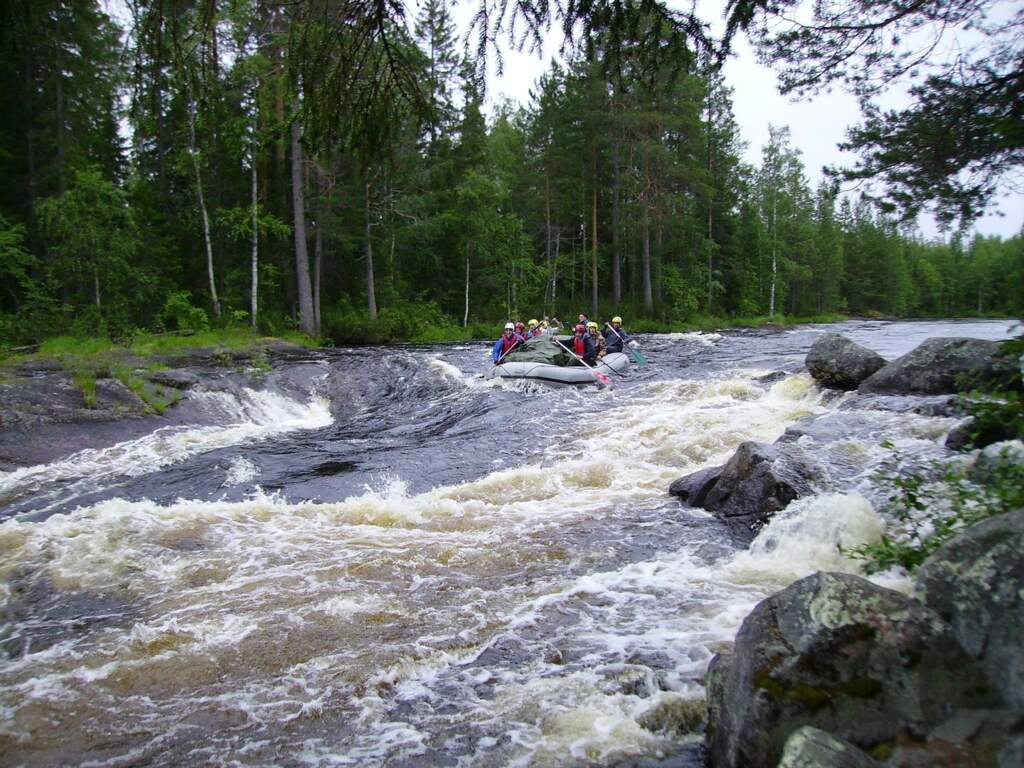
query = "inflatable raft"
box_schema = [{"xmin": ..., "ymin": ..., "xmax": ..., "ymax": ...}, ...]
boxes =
[{"xmin": 486, "ymin": 334, "xmax": 632, "ymax": 385}]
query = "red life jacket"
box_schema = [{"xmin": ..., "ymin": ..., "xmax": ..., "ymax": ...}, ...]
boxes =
[
  {"xmin": 573, "ymin": 336, "xmax": 586, "ymax": 356},
  {"xmin": 502, "ymin": 335, "xmax": 517, "ymax": 354}
]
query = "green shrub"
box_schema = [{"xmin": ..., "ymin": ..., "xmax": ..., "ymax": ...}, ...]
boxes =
[
  {"xmin": 847, "ymin": 451, "xmax": 1024, "ymax": 573},
  {"xmin": 161, "ymin": 291, "xmax": 210, "ymax": 332}
]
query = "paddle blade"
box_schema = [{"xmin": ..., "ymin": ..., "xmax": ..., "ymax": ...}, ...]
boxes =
[
  {"xmin": 629, "ymin": 348, "xmax": 649, "ymax": 366},
  {"xmin": 594, "ymin": 371, "xmax": 612, "ymax": 387}
]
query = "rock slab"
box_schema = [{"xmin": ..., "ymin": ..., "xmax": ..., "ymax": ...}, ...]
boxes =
[
  {"xmin": 859, "ymin": 337, "xmax": 1012, "ymax": 395},
  {"xmin": 806, "ymin": 333, "xmax": 887, "ymax": 390}
]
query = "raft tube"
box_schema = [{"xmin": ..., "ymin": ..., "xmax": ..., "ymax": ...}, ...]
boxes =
[{"xmin": 486, "ymin": 352, "xmax": 631, "ymax": 385}]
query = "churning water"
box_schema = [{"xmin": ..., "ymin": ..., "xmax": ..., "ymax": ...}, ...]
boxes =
[{"xmin": 0, "ymin": 319, "xmax": 1017, "ymax": 766}]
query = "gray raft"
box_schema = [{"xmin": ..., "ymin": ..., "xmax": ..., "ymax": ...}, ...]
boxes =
[{"xmin": 486, "ymin": 334, "xmax": 631, "ymax": 385}]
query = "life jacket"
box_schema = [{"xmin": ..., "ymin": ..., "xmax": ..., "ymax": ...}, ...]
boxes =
[
  {"xmin": 573, "ymin": 335, "xmax": 586, "ymax": 356},
  {"xmin": 502, "ymin": 335, "xmax": 518, "ymax": 354}
]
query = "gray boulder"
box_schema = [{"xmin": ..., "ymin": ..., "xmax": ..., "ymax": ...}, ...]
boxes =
[
  {"xmin": 701, "ymin": 441, "xmax": 816, "ymax": 537},
  {"xmin": 806, "ymin": 333, "xmax": 887, "ymax": 390},
  {"xmin": 777, "ymin": 727, "xmax": 880, "ymax": 768},
  {"xmin": 859, "ymin": 337, "xmax": 1013, "ymax": 395},
  {"xmin": 668, "ymin": 465, "xmax": 722, "ymax": 507},
  {"xmin": 144, "ymin": 369, "xmax": 200, "ymax": 390},
  {"xmin": 915, "ymin": 508, "xmax": 1024, "ymax": 710},
  {"xmin": 705, "ymin": 572, "xmax": 1000, "ymax": 768}
]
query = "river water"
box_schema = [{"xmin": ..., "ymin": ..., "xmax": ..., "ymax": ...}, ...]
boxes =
[{"xmin": 0, "ymin": 319, "xmax": 1017, "ymax": 767}]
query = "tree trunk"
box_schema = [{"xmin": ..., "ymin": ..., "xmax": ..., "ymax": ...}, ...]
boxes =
[
  {"xmin": 250, "ymin": 152, "xmax": 259, "ymax": 329},
  {"xmin": 611, "ymin": 141, "xmax": 622, "ymax": 305},
  {"xmin": 642, "ymin": 194, "xmax": 653, "ymax": 312},
  {"xmin": 55, "ymin": 16, "xmax": 66, "ymax": 196},
  {"xmin": 591, "ymin": 141, "xmax": 599, "ymax": 318},
  {"xmin": 545, "ymin": 173, "xmax": 553, "ymax": 307},
  {"xmin": 364, "ymin": 178, "xmax": 377, "ymax": 320},
  {"xmin": 463, "ymin": 250, "xmax": 470, "ymax": 327},
  {"xmin": 189, "ymin": 93, "xmax": 221, "ymax": 318},
  {"xmin": 290, "ymin": 116, "xmax": 316, "ymax": 334},
  {"xmin": 770, "ymin": 190, "xmax": 778, "ymax": 317},
  {"xmin": 93, "ymin": 265, "xmax": 101, "ymax": 309},
  {"xmin": 313, "ymin": 166, "xmax": 325, "ymax": 336}
]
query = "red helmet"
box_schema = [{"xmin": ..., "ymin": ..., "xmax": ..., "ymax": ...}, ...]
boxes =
[
  {"xmin": 515, "ymin": 322, "xmax": 525, "ymax": 331},
  {"xmin": 575, "ymin": 324, "xmax": 586, "ymax": 333}
]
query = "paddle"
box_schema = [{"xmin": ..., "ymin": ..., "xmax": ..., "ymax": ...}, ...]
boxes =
[
  {"xmin": 558, "ymin": 337, "xmax": 612, "ymax": 387},
  {"xmin": 605, "ymin": 323, "xmax": 648, "ymax": 366}
]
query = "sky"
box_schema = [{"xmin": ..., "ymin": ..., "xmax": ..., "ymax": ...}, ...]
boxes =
[{"xmin": 455, "ymin": 0, "xmax": 1023, "ymax": 241}]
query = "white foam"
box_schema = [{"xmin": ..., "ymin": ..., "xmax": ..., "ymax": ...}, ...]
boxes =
[
  {"xmin": 724, "ymin": 493, "xmax": 884, "ymax": 585},
  {"xmin": 223, "ymin": 456, "xmax": 260, "ymax": 486},
  {"xmin": 0, "ymin": 390, "xmax": 332, "ymax": 508}
]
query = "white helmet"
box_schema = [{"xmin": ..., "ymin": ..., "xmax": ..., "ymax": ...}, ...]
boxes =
[{"xmin": 504, "ymin": 322, "xmax": 515, "ymax": 330}]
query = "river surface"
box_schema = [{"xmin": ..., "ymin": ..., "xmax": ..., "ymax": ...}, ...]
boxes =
[{"xmin": 0, "ymin": 319, "xmax": 1017, "ymax": 767}]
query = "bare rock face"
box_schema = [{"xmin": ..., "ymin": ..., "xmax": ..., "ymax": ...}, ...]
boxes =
[
  {"xmin": 705, "ymin": 572, "xmax": 1000, "ymax": 768},
  {"xmin": 777, "ymin": 726, "xmax": 880, "ymax": 768},
  {"xmin": 859, "ymin": 337, "xmax": 1013, "ymax": 395},
  {"xmin": 806, "ymin": 333, "xmax": 887, "ymax": 390},
  {"xmin": 915, "ymin": 509, "xmax": 1024, "ymax": 710}
]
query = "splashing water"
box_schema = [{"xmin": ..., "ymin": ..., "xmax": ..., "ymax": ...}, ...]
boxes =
[{"xmin": 0, "ymin": 319, "xmax": 1016, "ymax": 766}]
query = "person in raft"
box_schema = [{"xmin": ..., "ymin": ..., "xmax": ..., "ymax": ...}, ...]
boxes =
[
  {"xmin": 527, "ymin": 319, "xmax": 544, "ymax": 338},
  {"xmin": 559, "ymin": 323, "xmax": 596, "ymax": 365},
  {"xmin": 492, "ymin": 322, "xmax": 523, "ymax": 363},
  {"xmin": 587, "ymin": 321, "xmax": 607, "ymax": 361},
  {"xmin": 603, "ymin": 315, "xmax": 633, "ymax": 354}
]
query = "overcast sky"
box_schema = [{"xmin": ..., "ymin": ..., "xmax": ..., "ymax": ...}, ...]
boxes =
[{"xmin": 455, "ymin": 0, "xmax": 1023, "ymax": 240}]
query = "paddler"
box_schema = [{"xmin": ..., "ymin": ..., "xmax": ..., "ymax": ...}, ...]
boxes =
[{"xmin": 492, "ymin": 322, "xmax": 522, "ymax": 363}]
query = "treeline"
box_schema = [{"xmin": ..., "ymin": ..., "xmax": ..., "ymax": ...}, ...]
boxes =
[{"xmin": 1, "ymin": 0, "xmax": 1021, "ymax": 347}]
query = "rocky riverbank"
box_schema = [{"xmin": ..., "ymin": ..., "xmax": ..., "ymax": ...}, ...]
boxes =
[
  {"xmin": 669, "ymin": 333, "xmax": 1023, "ymax": 767},
  {"xmin": 0, "ymin": 339, "xmax": 319, "ymax": 470}
]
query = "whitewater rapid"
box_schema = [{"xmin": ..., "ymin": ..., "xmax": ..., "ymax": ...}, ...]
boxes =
[{"xmin": 0, "ymin": 319, "xmax": 1016, "ymax": 766}]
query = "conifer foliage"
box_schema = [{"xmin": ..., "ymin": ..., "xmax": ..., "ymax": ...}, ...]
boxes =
[{"xmin": 0, "ymin": 0, "xmax": 1020, "ymax": 346}]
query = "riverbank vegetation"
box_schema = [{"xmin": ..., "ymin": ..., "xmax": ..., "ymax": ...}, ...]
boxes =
[{"xmin": 1, "ymin": 1, "xmax": 1021, "ymax": 351}]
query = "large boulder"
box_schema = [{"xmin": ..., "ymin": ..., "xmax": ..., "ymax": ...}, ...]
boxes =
[
  {"xmin": 859, "ymin": 337, "xmax": 1013, "ymax": 395},
  {"xmin": 700, "ymin": 441, "xmax": 817, "ymax": 537},
  {"xmin": 806, "ymin": 333, "xmax": 887, "ymax": 390},
  {"xmin": 705, "ymin": 572, "xmax": 1000, "ymax": 768},
  {"xmin": 915, "ymin": 509, "xmax": 1024, "ymax": 710}
]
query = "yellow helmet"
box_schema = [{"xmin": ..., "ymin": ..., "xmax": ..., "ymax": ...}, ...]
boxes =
[
  {"xmin": 528, "ymin": 319, "xmax": 539, "ymax": 327},
  {"xmin": 587, "ymin": 321, "xmax": 598, "ymax": 329},
  {"xmin": 612, "ymin": 316, "xmax": 622, "ymax": 324}
]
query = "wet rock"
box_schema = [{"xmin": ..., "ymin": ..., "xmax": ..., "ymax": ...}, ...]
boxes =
[
  {"xmin": 915, "ymin": 508, "xmax": 1024, "ymax": 710},
  {"xmin": 806, "ymin": 334, "xmax": 887, "ymax": 390},
  {"xmin": 859, "ymin": 337, "xmax": 1014, "ymax": 395},
  {"xmin": 144, "ymin": 369, "xmax": 200, "ymax": 390},
  {"xmin": 886, "ymin": 709, "xmax": 1024, "ymax": 768},
  {"xmin": 262, "ymin": 339, "xmax": 315, "ymax": 359},
  {"xmin": 93, "ymin": 378, "xmax": 147, "ymax": 414},
  {"xmin": 777, "ymin": 727, "xmax": 880, "ymax": 768},
  {"xmin": 966, "ymin": 440, "xmax": 1024, "ymax": 486},
  {"xmin": 944, "ymin": 417, "xmax": 1017, "ymax": 451},
  {"xmin": 638, "ymin": 694, "xmax": 707, "ymax": 735},
  {"xmin": 669, "ymin": 465, "xmax": 723, "ymax": 507},
  {"xmin": 705, "ymin": 572, "xmax": 1000, "ymax": 768},
  {"xmin": 699, "ymin": 441, "xmax": 816, "ymax": 537}
]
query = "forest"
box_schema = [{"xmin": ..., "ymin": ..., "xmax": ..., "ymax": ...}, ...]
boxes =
[{"xmin": 1, "ymin": 0, "xmax": 1021, "ymax": 347}]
